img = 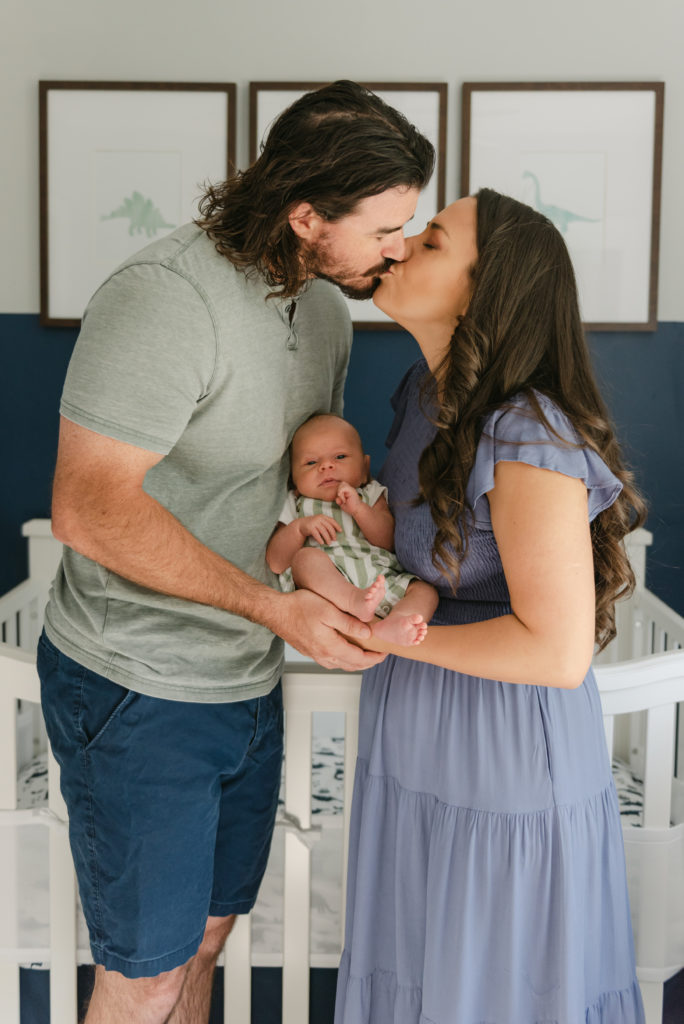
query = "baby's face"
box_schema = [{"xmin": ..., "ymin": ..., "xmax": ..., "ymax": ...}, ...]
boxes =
[{"xmin": 291, "ymin": 417, "xmax": 369, "ymax": 500}]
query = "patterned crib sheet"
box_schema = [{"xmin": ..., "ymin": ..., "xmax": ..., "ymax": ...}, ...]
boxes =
[{"xmin": 17, "ymin": 748, "xmax": 643, "ymax": 822}]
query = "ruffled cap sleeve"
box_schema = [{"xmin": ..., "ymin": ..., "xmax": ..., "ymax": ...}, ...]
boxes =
[{"xmin": 467, "ymin": 393, "xmax": 623, "ymax": 528}]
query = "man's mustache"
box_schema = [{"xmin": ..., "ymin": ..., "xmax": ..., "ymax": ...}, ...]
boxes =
[{"xmin": 366, "ymin": 258, "xmax": 395, "ymax": 278}]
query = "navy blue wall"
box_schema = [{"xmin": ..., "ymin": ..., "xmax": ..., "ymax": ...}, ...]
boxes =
[{"xmin": 2, "ymin": 314, "xmax": 682, "ymax": 615}]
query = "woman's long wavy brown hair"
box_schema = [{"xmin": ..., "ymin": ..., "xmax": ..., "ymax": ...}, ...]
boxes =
[
  {"xmin": 418, "ymin": 188, "xmax": 647, "ymax": 651},
  {"xmin": 196, "ymin": 81, "xmax": 434, "ymax": 298}
]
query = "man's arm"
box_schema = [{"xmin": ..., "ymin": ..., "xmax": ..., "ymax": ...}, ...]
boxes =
[{"xmin": 51, "ymin": 417, "xmax": 385, "ymax": 672}]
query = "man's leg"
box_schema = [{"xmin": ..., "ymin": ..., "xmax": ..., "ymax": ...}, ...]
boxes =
[
  {"xmin": 38, "ymin": 635, "xmax": 277, "ymax": 1024},
  {"xmin": 84, "ymin": 964, "xmax": 185, "ymax": 1024},
  {"xmin": 168, "ymin": 915, "xmax": 236, "ymax": 1023},
  {"xmin": 83, "ymin": 916, "xmax": 235, "ymax": 1023}
]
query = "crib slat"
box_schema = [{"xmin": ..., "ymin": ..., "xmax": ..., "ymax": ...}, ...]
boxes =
[
  {"xmin": 224, "ymin": 913, "xmax": 251, "ymax": 1024},
  {"xmin": 630, "ymin": 612, "xmax": 646, "ymax": 659},
  {"xmin": 46, "ymin": 746, "xmax": 78, "ymax": 1024},
  {"xmin": 642, "ymin": 703, "xmax": 676, "ymax": 829},
  {"xmin": 282, "ymin": 708, "xmax": 312, "ymax": 1024},
  {"xmin": 49, "ymin": 824, "xmax": 78, "ymax": 1024},
  {"xmin": 0, "ymin": 964, "xmax": 20, "ymax": 1024},
  {"xmin": 3, "ymin": 615, "xmax": 18, "ymax": 648},
  {"xmin": 638, "ymin": 981, "xmax": 664, "ymax": 1024},
  {"xmin": 0, "ymin": 694, "xmax": 17, "ymax": 810},
  {"xmin": 341, "ymin": 708, "xmax": 359, "ymax": 943}
]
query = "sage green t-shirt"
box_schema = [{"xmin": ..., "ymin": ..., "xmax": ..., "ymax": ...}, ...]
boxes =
[{"xmin": 44, "ymin": 224, "xmax": 352, "ymax": 702}]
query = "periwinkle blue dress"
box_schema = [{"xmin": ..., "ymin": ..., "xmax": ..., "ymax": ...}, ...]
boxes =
[{"xmin": 335, "ymin": 362, "xmax": 644, "ymax": 1024}]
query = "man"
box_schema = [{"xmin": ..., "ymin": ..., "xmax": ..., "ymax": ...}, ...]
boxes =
[{"xmin": 38, "ymin": 81, "xmax": 434, "ymax": 1023}]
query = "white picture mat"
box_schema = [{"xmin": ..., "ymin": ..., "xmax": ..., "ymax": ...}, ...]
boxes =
[
  {"xmin": 47, "ymin": 90, "xmax": 229, "ymax": 320},
  {"xmin": 467, "ymin": 90, "xmax": 656, "ymax": 325},
  {"xmin": 255, "ymin": 87, "xmax": 444, "ymax": 327}
]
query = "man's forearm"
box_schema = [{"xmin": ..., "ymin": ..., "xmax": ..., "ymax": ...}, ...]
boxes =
[{"xmin": 54, "ymin": 486, "xmax": 284, "ymax": 630}]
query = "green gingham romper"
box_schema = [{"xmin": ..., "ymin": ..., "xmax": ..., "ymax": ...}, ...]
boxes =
[{"xmin": 277, "ymin": 480, "xmax": 417, "ymax": 618}]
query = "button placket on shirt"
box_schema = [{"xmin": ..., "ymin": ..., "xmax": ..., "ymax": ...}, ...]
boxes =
[{"xmin": 283, "ymin": 300, "xmax": 298, "ymax": 350}]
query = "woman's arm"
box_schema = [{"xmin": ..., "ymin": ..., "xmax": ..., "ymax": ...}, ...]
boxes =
[{"xmin": 359, "ymin": 461, "xmax": 596, "ymax": 688}]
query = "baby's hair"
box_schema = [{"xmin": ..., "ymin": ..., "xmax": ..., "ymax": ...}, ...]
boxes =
[{"xmin": 290, "ymin": 412, "xmax": 362, "ymax": 449}]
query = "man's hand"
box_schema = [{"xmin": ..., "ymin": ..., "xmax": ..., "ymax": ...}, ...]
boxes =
[
  {"xmin": 335, "ymin": 482, "xmax": 362, "ymax": 516},
  {"xmin": 269, "ymin": 589, "xmax": 386, "ymax": 671},
  {"xmin": 299, "ymin": 514, "xmax": 342, "ymax": 546}
]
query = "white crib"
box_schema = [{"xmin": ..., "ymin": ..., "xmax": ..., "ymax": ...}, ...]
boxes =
[{"xmin": 1, "ymin": 520, "xmax": 683, "ymax": 1024}]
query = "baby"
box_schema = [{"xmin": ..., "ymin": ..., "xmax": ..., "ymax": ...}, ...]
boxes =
[{"xmin": 266, "ymin": 413, "xmax": 438, "ymax": 646}]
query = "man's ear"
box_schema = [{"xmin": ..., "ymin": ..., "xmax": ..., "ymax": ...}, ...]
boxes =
[{"xmin": 288, "ymin": 202, "xmax": 324, "ymax": 241}]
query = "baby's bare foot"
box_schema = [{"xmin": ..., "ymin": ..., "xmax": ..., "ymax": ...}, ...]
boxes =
[
  {"xmin": 373, "ymin": 612, "xmax": 428, "ymax": 646},
  {"xmin": 348, "ymin": 576, "xmax": 386, "ymax": 622}
]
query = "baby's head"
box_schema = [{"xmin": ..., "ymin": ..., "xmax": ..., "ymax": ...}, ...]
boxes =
[{"xmin": 291, "ymin": 414, "xmax": 370, "ymax": 500}]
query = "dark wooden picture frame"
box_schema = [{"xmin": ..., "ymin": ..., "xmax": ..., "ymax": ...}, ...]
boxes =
[
  {"xmin": 39, "ymin": 81, "xmax": 237, "ymax": 327},
  {"xmin": 461, "ymin": 82, "xmax": 664, "ymax": 331},
  {"xmin": 250, "ymin": 81, "xmax": 447, "ymax": 330}
]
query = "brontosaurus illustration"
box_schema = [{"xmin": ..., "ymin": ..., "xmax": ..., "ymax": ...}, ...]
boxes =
[
  {"xmin": 101, "ymin": 191, "xmax": 175, "ymax": 237},
  {"xmin": 522, "ymin": 171, "xmax": 599, "ymax": 234}
]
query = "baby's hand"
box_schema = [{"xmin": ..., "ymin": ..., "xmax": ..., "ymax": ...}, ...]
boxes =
[
  {"xmin": 300, "ymin": 514, "xmax": 341, "ymax": 546},
  {"xmin": 336, "ymin": 482, "xmax": 362, "ymax": 515}
]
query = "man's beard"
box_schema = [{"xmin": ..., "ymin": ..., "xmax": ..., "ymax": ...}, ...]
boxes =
[
  {"xmin": 312, "ymin": 267, "xmax": 387, "ymax": 301},
  {"xmin": 302, "ymin": 238, "xmax": 391, "ymax": 300}
]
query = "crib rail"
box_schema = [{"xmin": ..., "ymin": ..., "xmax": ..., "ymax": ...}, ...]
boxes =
[
  {"xmin": 638, "ymin": 588, "xmax": 684, "ymax": 654},
  {"xmin": 0, "ymin": 580, "xmax": 48, "ymax": 652},
  {"xmin": 597, "ymin": 651, "xmax": 684, "ymax": 829}
]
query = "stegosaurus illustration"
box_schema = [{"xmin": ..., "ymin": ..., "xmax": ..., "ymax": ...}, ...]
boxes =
[{"xmin": 101, "ymin": 191, "xmax": 175, "ymax": 237}]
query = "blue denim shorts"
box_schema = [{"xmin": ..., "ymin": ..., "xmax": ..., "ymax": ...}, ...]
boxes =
[{"xmin": 38, "ymin": 631, "xmax": 283, "ymax": 979}]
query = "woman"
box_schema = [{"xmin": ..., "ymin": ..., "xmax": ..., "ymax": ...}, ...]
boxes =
[{"xmin": 335, "ymin": 189, "xmax": 646, "ymax": 1023}]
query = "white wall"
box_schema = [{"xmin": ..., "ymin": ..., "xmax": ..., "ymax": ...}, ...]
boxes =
[{"xmin": 3, "ymin": 0, "xmax": 682, "ymax": 319}]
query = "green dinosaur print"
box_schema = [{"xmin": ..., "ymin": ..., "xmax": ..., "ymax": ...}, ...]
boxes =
[
  {"xmin": 523, "ymin": 172, "xmax": 599, "ymax": 234},
  {"xmin": 101, "ymin": 191, "xmax": 175, "ymax": 237}
]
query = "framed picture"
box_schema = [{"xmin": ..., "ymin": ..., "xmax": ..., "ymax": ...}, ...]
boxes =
[
  {"xmin": 250, "ymin": 81, "xmax": 447, "ymax": 330},
  {"xmin": 39, "ymin": 81, "xmax": 236, "ymax": 327},
  {"xmin": 461, "ymin": 82, "xmax": 664, "ymax": 331}
]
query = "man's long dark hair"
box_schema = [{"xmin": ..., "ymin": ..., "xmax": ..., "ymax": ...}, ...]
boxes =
[
  {"xmin": 418, "ymin": 188, "xmax": 647, "ymax": 652},
  {"xmin": 196, "ymin": 81, "xmax": 435, "ymax": 297}
]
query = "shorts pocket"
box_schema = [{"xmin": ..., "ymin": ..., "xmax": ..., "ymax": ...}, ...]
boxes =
[{"xmin": 77, "ymin": 672, "xmax": 137, "ymax": 751}]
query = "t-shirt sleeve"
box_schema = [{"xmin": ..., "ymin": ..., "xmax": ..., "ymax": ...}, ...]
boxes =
[
  {"xmin": 60, "ymin": 263, "xmax": 217, "ymax": 454},
  {"xmin": 361, "ymin": 480, "xmax": 389, "ymax": 507},
  {"xmin": 467, "ymin": 396, "xmax": 623, "ymax": 528},
  {"xmin": 277, "ymin": 491, "xmax": 299, "ymax": 526}
]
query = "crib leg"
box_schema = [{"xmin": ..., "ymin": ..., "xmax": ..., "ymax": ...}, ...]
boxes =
[
  {"xmin": 0, "ymin": 964, "xmax": 20, "ymax": 1024},
  {"xmin": 638, "ymin": 978, "xmax": 664, "ymax": 1024}
]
